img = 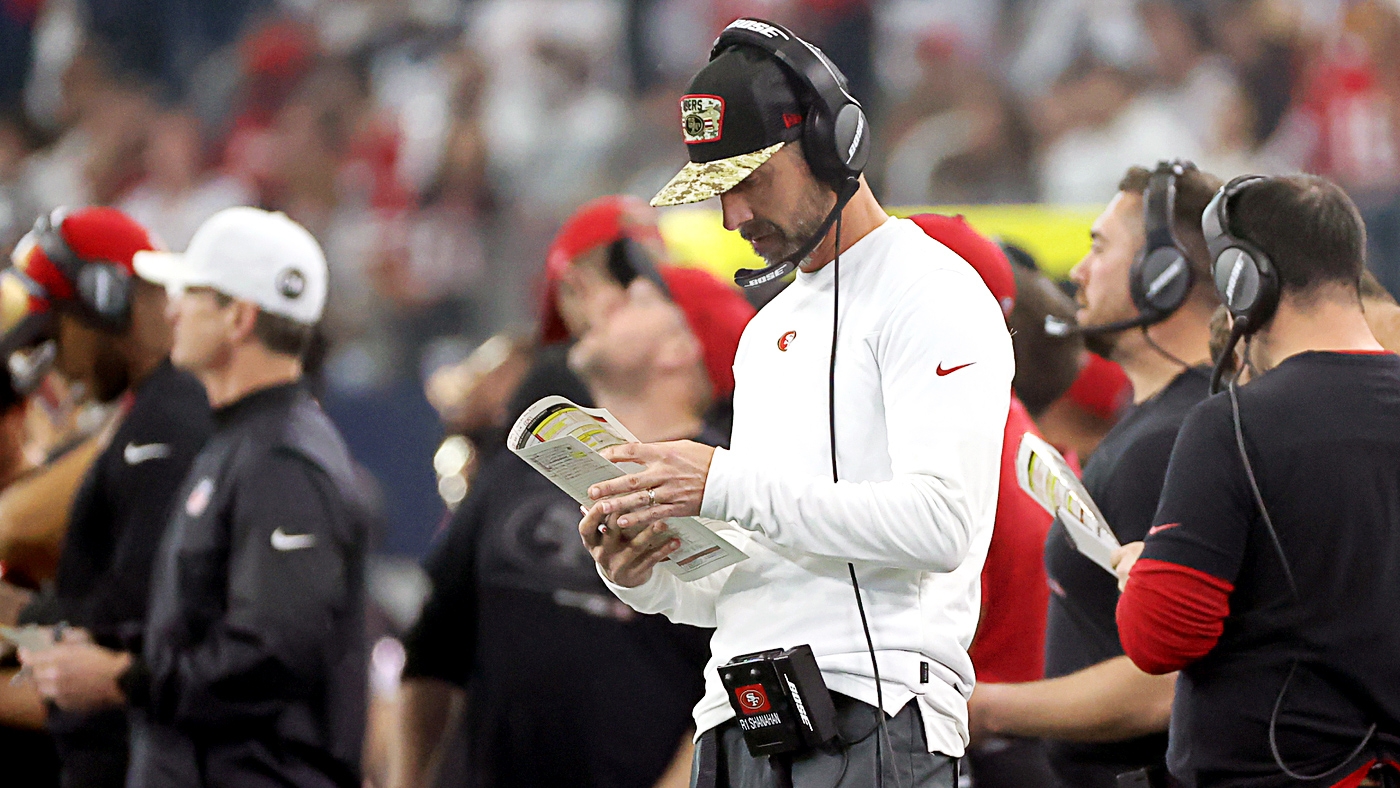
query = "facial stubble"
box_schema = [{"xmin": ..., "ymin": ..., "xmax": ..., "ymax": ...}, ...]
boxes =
[{"xmin": 743, "ymin": 179, "xmax": 836, "ymax": 265}]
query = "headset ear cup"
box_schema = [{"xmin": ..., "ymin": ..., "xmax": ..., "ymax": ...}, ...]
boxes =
[
  {"xmin": 833, "ymin": 103, "xmax": 869, "ymax": 176},
  {"xmin": 1213, "ymin": 243, "xmax": 1279, "ymax": 328},
  {"xmin": 800, "ymin": 102, "xmax": 840, "ymax": 185},
  {"xmin": 801, "ymin": 100, "xmax": 867, "ymax": 188},
  {"xmin": 76, "ymin": 263, "xmax": 133, "ymax": 331},
  {"xmin": 1128, "ymin": 253, "xmax": 1151, "ymax": 317},
  {"xmin": 1247, "ymin": 251, "xmax": 1280, "ymax": 328},
  {"xmin": 1136, "ymin": 247, "xmax": 1192, "ymax": 316}
]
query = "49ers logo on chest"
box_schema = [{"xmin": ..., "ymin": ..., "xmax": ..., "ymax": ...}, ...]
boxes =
[
  {"xmin": 777, "ymin": 330, "xmax": 796, "ymax": 352},
  {"xmin": 680, "ymin": 95, "xmax": 724, "ymax": 144},
  {"xmin": 733, "ymin": 683, "xmax": 772, "ymax": 714}
]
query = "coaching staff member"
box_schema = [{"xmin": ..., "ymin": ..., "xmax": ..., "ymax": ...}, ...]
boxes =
[
  {"xmin": 579, "ymin": 19, "xmax": 1013, "ymax": 787},
  {"xmin": 4, "ymin": 207, "xmax": 213, "ymax": 788},
  {"xmin": 23, "ymin": 207, "xmax": 369, "ymax": 788},
  {"xmin": 968, "ymin": 161, "xmax": 1223, "ymax": 788},
  {"xmin": 1116, "ymin": 176, "xmax": 1400, "ymax": 787}
]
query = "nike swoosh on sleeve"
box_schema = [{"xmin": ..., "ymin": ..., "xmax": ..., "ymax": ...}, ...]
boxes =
[
  {"xmin": 124, "ymin": 442, "xmax": 172, "ymax": 465},
  {"xmin": 1147, "ymin": 522, "xmax": 1183, "ymax": 536},
  {"xmin": 270, "ymin": 528, "xmax": 317, "ymax": 551}
]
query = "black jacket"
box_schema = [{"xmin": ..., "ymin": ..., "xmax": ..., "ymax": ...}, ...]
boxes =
[{"xmin": 126, "ymin": 383, "xmax": 368, "ymax": 788}]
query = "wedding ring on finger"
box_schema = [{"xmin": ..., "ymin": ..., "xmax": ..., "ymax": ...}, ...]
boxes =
[{"xmin": 646, "ymin": 488, "xmax": 657, "ymax": 507}]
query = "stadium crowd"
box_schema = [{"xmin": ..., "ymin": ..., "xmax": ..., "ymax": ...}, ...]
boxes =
[{"xmin": 0, "ymin": 1, "xmax": 1396, "ymax": 788}]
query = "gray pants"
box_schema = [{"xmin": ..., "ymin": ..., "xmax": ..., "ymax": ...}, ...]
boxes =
[{"xmin": 692, "ymin": 694, "xmax": 959, "ymax": 788}]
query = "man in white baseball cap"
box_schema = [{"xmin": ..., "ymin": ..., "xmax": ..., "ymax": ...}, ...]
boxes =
[
  {"xmin": 133, "ymin": 206, "xmax": 327, "ymax": 397},
  {"xmin": 26, "ymin": 206, "xmax": 371, "ymax": 788}
]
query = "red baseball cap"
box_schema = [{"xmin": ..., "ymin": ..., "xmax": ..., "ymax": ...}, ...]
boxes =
[
  {"xmin": 541, "ymin": 195, "xmax": 664, "ymax": 343},
  {"xmin": 540, "ymin": 195, "xmax": 755, "ymax": 398},
  {"xmin": 1, "ymin": 207, "xmax": 159, "ymax": 353},
  {"xmin": 659, "ymin": 266, "xmax": 754, "ymax": 399},
  {"xmin": 908, "ymin": 213, "xmax": 1016, "ymax": 318},
  {"xmin": 1066, "ymin": 352, "xmax": 1132, "ymax": 421}
]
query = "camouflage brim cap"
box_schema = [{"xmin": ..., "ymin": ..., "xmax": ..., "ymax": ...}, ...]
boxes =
[
  {"xmin": 651, "ymin": 143, "xmax": 785, "ymax": 207},
  {"xmin": 650, "ymin": 45, "xmax": 805, "ymax": 207}
]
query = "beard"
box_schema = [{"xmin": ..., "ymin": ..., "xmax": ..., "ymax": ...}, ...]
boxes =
[
  {"xmin": 739, "ymin": 182, "xmax": 835, "ymax": 265},
  {"xmin": 1083, "ymin": 328, "xmax": 1121, "ymax": 361}
]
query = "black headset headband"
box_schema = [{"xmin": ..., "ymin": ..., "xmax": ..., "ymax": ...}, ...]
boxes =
[
  {"xmin": 28, "ymin": 209, "xmax": 135, "ymax": 333},
  {"xmin": 32, "ymin": 210, "xmax": 85, "ymax": 285},
  {"xmin": 1143, "ymin": 162, "xmax": 1183, "ymax": 260},
  {"xmin": 709, "ymin": 22, "xmax": 855, "ymax": 138},
  {"xmin": 1204, "ymin": 174, "xmax": 1279, "ymax": 393},
  {"xmin": 1202, "ymin": 174, "xmax": 1268, "ymax": 258}
]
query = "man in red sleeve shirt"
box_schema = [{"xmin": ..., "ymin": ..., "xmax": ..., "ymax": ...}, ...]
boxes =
[{"xmin": 1116, "ymin": 174, "xmax": 1400, "ymax": 788}]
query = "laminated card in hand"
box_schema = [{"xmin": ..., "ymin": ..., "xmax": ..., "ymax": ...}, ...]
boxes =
[
  {"xmin": 508, "ymin": 396, "xmax": 747, "ymax": 581},
  {"xmin": 1015, "ymin": 433, "xmax": 1121, "ymax": 574}
]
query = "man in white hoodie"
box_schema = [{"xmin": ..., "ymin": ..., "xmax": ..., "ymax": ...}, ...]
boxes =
[{"xmin": 578, "ymin": 18, "xmax": 1013, "ymax": 788}]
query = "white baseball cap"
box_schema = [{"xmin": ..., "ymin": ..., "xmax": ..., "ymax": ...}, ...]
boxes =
[{"xmin": 133, "ymin": 207, "xmax": 328, "ymax": 325}]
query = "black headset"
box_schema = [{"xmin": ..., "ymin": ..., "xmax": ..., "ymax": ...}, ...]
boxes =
[
  {"xmin": 1131, "ymin": 160, "xmax": 1197, "ymax": 321},
  {"xmin": 606, "ymin": 237, "xmax": 671, "ymax": 298},
  {"xmin": 1046, "ymin": 160, "xmax": 1199, "ymax": 338},
  {"xmin": 712, "ymin": 19, "xmax": 871, "ymax": 288},
  {"xmin": 1203, "ymin": 175, "xmax": 1281, "ymax": 334},
  {"xmin": 30, "ymin": 209, "xmax": 135, "ymax": 333}
]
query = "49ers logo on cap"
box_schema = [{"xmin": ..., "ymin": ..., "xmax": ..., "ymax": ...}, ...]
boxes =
[
  {"xmin": 733, "ymin": 684, "xmax": 771, "ymax": 714},
  {"xmin": 777, "ymin": 330, "xmax": 796, "ymax": 351},
  {"xmin": 680, "ymin": 95, "xmax": 724, "ymax": 144}
]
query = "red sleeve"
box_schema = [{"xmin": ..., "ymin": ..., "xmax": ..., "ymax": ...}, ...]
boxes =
[
  {"xmin": 1116, "ymin": 557, "xmax": 1234, "ymax": 675},
  {"xmin": 969, "ymin": 398, "xmax": 1052, "ymax": 683}
]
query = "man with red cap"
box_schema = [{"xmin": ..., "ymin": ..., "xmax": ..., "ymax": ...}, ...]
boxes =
[
  {"xmin": 4, "ymin": 208, "xmax": 213, "ymax": 788},
  {"xmin": 908, "ymin": 214, "xmax": 1059, "ymax": 787},
  {"xmin": 391, "ymin": 196, "xmax": 753, "ymax": 788},
  {"xmin": 539, "ymin": 194, "xmax": 754, "ymax": 429}
]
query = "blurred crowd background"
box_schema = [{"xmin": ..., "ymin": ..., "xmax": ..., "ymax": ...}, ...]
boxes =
[{"xmin": 0, "ymin": 0, "xmax": 1395, "ymax": 635}]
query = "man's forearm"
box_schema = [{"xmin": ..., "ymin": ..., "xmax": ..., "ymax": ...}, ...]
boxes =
[
  {"xmin": 0, "ymin": 668, "xmax": 46, "ymax": 729},
  {"xmin": 390, "ymin": 677, "xmax": 465, "ymax": 788},
  {"xmin": 972, "ymin": 656, "xmax": 1175, "ymax": 742},
  {"xmin": 704, "ymin": 450, "xmax": 979, "ymax": 571}
]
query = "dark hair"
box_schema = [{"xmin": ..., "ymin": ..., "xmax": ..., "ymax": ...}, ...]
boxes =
[
  {"xmin": 1118, "ymin": 164, "xmax": 1224, "ymax": 301},
  {"xmin": 1229, "ymin": 174, "xmax": 1367, "ymax": 296},
  {"xmin": 212, "ymin": 292, "xmax": 315, "ymax": 357},
  {"xmin": 1007, "ymin": 264, "xmax": 1083, "ymax": 416}
]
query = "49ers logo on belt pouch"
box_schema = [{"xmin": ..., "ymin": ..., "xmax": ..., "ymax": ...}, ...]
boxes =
[
  {"xmin": 680, "ymin": 95, "xmax": 724, "ymax": 144},
  {"xmin": 733, "ymin": 684, "xmax": 771, "ymax": 714}
]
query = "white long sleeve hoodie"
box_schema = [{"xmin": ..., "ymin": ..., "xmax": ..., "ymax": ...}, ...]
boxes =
[{"xmin": 604, "ymin": 216, "xmax": 1013, "ymax": 756}]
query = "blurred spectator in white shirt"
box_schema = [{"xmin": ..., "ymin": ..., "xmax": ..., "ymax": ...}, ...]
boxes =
[
  {"xmin": 881, "ymin": 30, "xmax": 1035, "ymax": 204},
  {"xmin": 1036, "ymin": 59, "xmax": 1200, "ymax": 204},
  {"xmin": 118, "ymin": 110, "xmax": 253, "ymax": 250}
]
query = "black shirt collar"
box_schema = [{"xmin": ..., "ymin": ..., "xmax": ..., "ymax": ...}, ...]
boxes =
[{"xmin": 213, "ymin": 381, "xmax": 306, "ymax": 427}]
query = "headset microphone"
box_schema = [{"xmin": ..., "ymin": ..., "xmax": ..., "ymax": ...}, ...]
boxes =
[
  {"xmin": 1043, "ymin": 312, "xmax": 1158, "ymax": 338},
  {"xmin": 733, "ymin": 178, "xmax": 859, "ymax": 288}
]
